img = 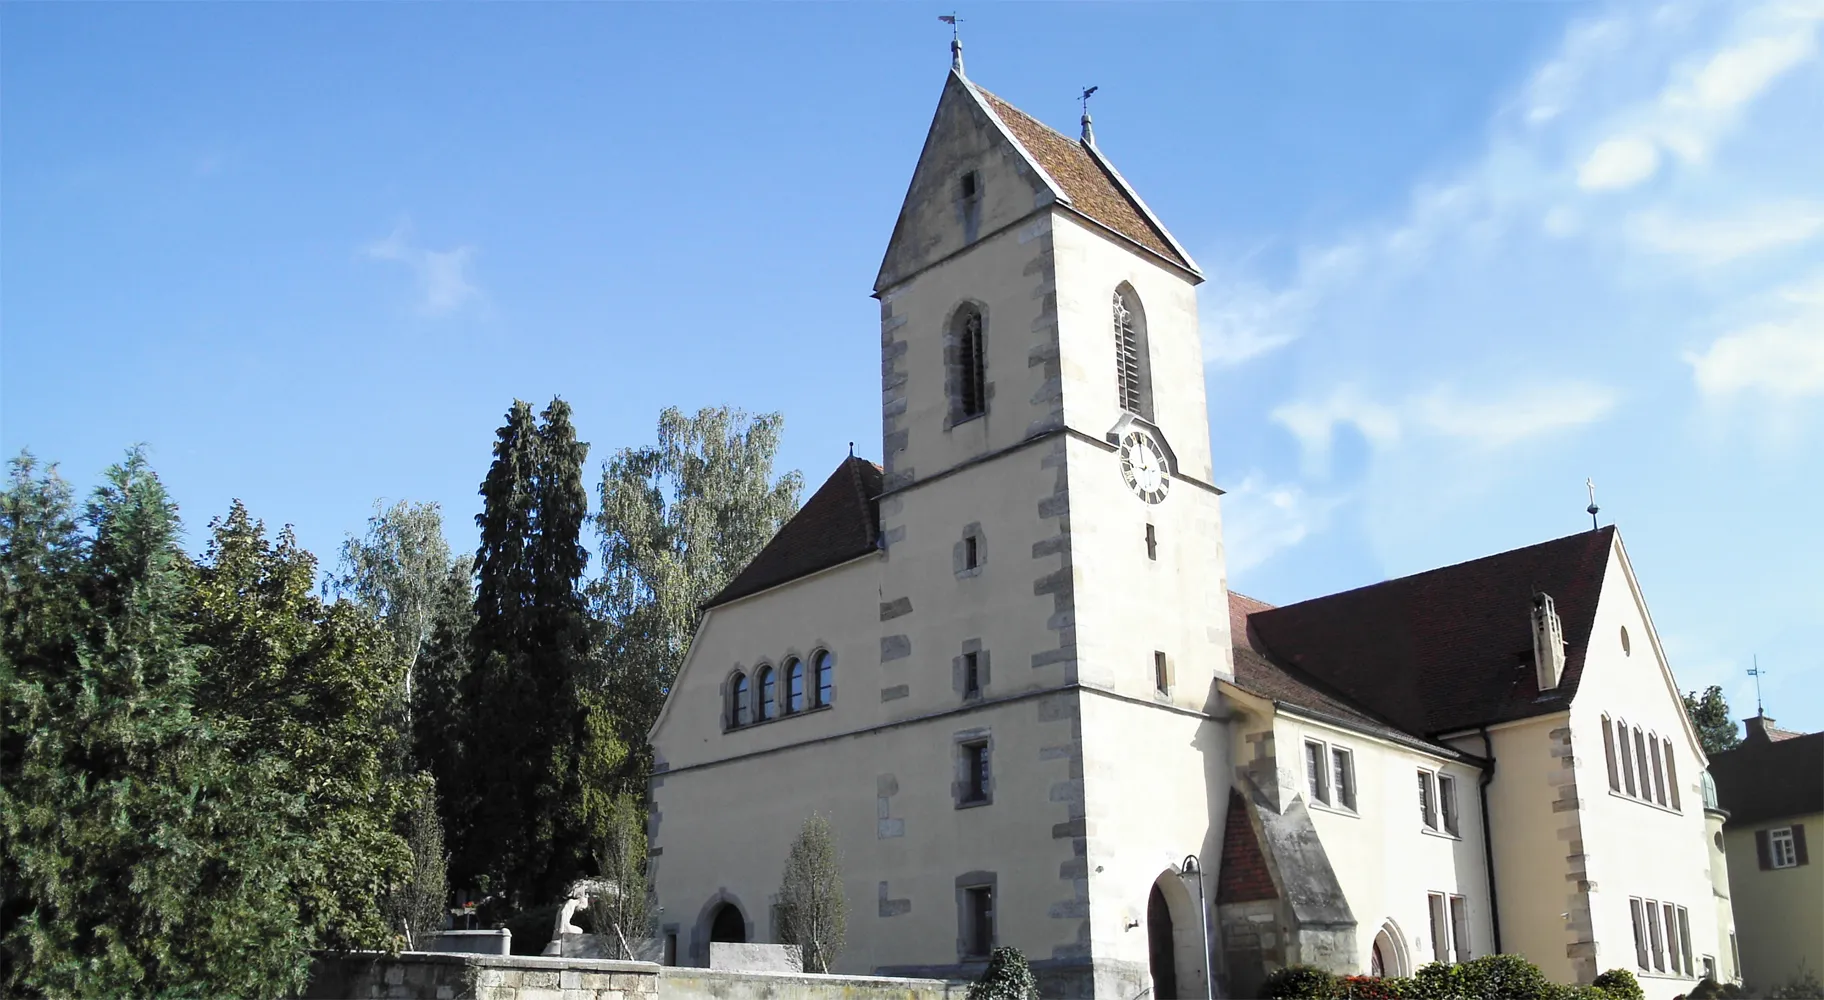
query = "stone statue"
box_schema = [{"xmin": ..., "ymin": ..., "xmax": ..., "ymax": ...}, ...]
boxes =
[{"xmin": 542, "ymin": 879, "xmax": 613, "ymax": 957}]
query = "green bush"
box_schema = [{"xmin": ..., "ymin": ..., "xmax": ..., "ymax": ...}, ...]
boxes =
[
  {"xmin": 1405, "ymin": 962, "xmax": 1466, "ymax": 1000},
  {"xmin": 1263, "ymin": 965, "xmax": 1341, "ymax": 999},
  {"xmin": 1769, "ymin": 968, "xmax": 1824, "ymax": 1000},
  {"xmin": 1592, "ymin": 969, "xmax": 1643, "ymax": 1000},
  {"xmin": 1685, "ymin": 978, "xmax": 1729, "ymax": 1000},
  {"xmin": 967, "ymin": 946, "xmax": 1038, "ymax": 1000},
  {"xmin": 1340, "ymin": 974, "xmax": 1407, "ymax": 998},
  {"xmin": 1456, "ymin": 954, "xmax": 1553, "ymax": 1000}
]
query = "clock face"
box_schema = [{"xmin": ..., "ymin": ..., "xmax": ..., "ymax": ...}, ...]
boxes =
[{"xmin": 1119, "ymin": 430, "xmax": 1170, "ymax": 504}]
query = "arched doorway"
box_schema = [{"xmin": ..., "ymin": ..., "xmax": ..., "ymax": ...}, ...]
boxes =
[
  {"xmin": 709, "ymin": 903, "xmax": 746, "ymax": 944},
  {"xmin": 1370, "ymin": 921, "xmax": 1409, "ymax": 978},
  {"xmin": 1147, "ymin": 884, "xmax": 1179, "ymax": 999}
]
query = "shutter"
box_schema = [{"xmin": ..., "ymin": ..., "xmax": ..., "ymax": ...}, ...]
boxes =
[
  {"xmin": 1794, "ymin": 824, "xmax": 1809, "ymax": 866},
  {"xmin": 1756, "ymin": 829, "xmax": 1773, "ymax": 870}
]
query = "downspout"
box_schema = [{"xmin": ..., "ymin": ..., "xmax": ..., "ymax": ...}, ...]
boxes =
[{"xmin": 1478, "ymin": 727, "xmax": 1503, "ymax": 954}]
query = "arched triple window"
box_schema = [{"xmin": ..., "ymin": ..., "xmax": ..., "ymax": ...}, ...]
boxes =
[
  {"xmin": 1112, "ymin": 285, "xmax": 1152, "ymax": 419},
  {"xmin": 814, "ymin": 649, "xmax": 834, "ymax": 707},
  {"xmin": 953, "ymin": 304, "xmax": 987, "ymax": 421},
  {"xmin": 757, "ymin": 665, "xmax": 776, "ymax": 721},
  {"xmin": 730, "ymin": 672, "xmax": 750, "ymax": 728},
  {"xmin": 785, "ymin": 658, "xmax": 805, "ymax": 714}
]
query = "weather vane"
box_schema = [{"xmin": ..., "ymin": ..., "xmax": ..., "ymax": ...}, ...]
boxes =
[
  {"xmin": 1748, "ymin": 656, "xmax": 1768, "ymax": 717},
  {"xmin": 1080, "ymin": 86, "xmax": 1099, "ymax": 142},
  {"xmin": 939, "ymin": 14, "xmax": 964, "ymax": 72},
  {"xmin": 1585, "ymin": 478, "xmax": 1599, "ymax": 531}
]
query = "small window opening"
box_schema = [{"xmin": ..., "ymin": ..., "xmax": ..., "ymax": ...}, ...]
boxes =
[
  {"xmin": 962, "ymin": 741, "xmax": 990, "ymax": 804},
  {"xmin": 957, "ymin": 308, "xmax": 986, "ymax": 419},
  {"xmin": 1145, "ymin": 523, "xmax": 1157, "ymax": 561},
  {"xmin": 1154, "ymin": 650, "xmax": 1170, "ymax": 695},
  {"xmin": 1438, "ymin": 772, "xmax": 1460, "ymax": 835},
  {"xmin": 960, "ymin": 170, "xmax": 979, "ymax": 200},
  {"xmin": 964, "ymin": 885, "xmax": 994, "ymax": 957},
  {"xmin": 1305, "ymin": 740, "xmax": 1329, "ymax": 805},
  {"xmin": 1332, "ymin": 747, "xmax": 1356, "ymax": 811},
  {"xmin": 964, "ymin": 535, "xmax": 979, "ymax": 569},
  {"xmin": 963, "ymin": 651, "xmax": 981, "ymax": 699}
]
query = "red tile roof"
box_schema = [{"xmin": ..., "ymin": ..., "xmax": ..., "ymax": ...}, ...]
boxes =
[
  {"xmin": 973, "ymin": 86, "xmax": 1193, "ymax": 273},
  {"xmin": 1236, "ymin": 528, "xmax": 1617, "ymax": 739},
  {"xmin": 704, "ymin": 457, "xmax": 882, "ymax": 609}
]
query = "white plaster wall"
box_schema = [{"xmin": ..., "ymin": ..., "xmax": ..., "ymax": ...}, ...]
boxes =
[
  {"xmin": 1049, "ymin": 213, "xmax": 1213, "ymax": 484},
  {"xmin": 650, "ymin": 694, "xmax": 1078, "ymax": 976},
  {"xmin": 1276, "ymin": 716, "xmax": 1494, "ymax": 975},
  {"xmin": 1572, "ymin": 542, "xmax": 1724, "ymax": 1000}
]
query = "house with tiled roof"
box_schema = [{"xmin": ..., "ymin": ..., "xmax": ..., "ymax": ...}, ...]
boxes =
[
  {"xmin": 646, "ymin": 43, "xmax": 1736, "ymax": 1000},
  {"xmin": 1709, "ymin": 718, "xmax": 1821, "ymax": 988}
]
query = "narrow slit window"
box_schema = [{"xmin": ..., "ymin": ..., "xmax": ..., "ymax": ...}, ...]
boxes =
[
  {"xmin": 964, "ymin": 534, "xmax": 979, "ymax": 569},
  {"xmin": 1634, "ymin": 728, "xmax": 1652, "ymax": 802},
  {"xmin": 1619, "ymin": 718, "xmax": 1638, "ymax": 796},
  {"xmin": 1145, "ymin": 523, "xmax": 1157, "ymax": 561},
  {"xmin": 1650, "ymin": 732, "xmax": 1668, "ymax": 805},
  {"xmin": 1664, "ymin": 738, "xmax": 1681, "ymax": 811},
  {"xmin": 1602, "ymin": 715, "xmax": 1621, "ymax": 792},
  {"xmin": 1154, "ymin": 651, "xmax": 1170, "ymax": 696},
  {"xmin": 963, "ymin": 651, "xmax": 981, "ymax": 698}
]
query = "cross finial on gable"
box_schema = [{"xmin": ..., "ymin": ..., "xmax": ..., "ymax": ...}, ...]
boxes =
[{"xmin": 1585, "ymin": 477, "xmax": 1600, "ymax": 531}]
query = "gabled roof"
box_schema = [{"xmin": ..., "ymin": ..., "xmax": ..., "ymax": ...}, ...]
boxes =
[
  {"xmin": 1240, "ymin": 527, "xmax": 1617, "ymax": 739},
  {"xmin": 1709, "ymin": 729, "xmax": 1824, "ymax": 826},
  {"xmin": 970, "ymin": 84, "xmax": 1197, "ymax": 274},
  {"xmin": 704, "ymin": 456, "xmax": 882, "ymax": 609}
]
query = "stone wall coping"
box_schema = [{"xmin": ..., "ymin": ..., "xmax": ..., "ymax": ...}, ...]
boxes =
[
  {"xmin": 337, "ymin": 950, "xmax": 662, "ymax": 974},
  {"xmin": 663, "ymin": 966, "xmax": 966, "ymax": 988}
]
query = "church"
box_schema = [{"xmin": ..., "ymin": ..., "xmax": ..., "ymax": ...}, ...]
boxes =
[{"xmin": 646, "ymin": 44, "xmax": 1737, "ymax": 1000}]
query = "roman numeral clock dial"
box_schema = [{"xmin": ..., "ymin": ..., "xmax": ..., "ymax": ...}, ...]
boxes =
[{"xmin": 1118, "ymin": 430, "xmax": 1170, "ymax": 504}]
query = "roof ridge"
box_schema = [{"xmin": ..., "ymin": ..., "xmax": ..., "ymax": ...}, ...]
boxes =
[{"xmin": 1264, "ymin": 526, "xmax": 1616, "ymax": 615}]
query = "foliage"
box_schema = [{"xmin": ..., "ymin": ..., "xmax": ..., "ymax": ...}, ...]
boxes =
[
  {"xmin": 411, "ymin": 558, "xmax": 476, "ymax": 842},
  {"xmin": 1767, "ymin": 967, "xmax": 1824, "ymax": 1000},
  {"xmin": 1456, "ymin": 953, "xmax": 1554, "ymax": 1000},
  {"xmin": 1341, "ymin": 974, "xmax": 1408, "ymax": 998},
  {"xmin": 1591, "ymin": 968, "xmax": 1643, "ymax": 1000},
  {"xmin": 1403, "ymin": 961, "xmax": 1466, "ymax": 1000},
  {"xmin": 1264, "ymin": 965, "xmax": 1342, "ymax": 999},
  {"xmin": 587, "ymin": 792, "xmax": 651, "ymax": 959},
  {"xmin": 592, "ymin": 406, "xmax": 801, "ymax": 792},
  {"xmin": 458, "ymin": 398, "xmax": 608, "ymax": 906},
  {"xmin": 777, "ymin": 812, "xmax": 847, "ymax": 973},
  {"xmin": 1685, "ymin": 979, "xmax": 1731, "ymax": 1000},
  {"xmin": 967, "ymin": 946, "xmax": 1038, "ymax": 1000},
  {"xmin": 385, "ymin": 781, "xmax": 450, "ymax": 950},
  {"xmin": 1683, "ymin": 686, "xmax": 1741, "ymax": 757}
]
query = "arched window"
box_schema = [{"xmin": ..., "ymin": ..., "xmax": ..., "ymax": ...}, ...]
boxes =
[
  {"xmin": 813, "ymin": 649, "xmax": 834, "ymax": 707},
  {"xmin": 953, "ymin": 305, "xmax": 987, "ymax": 421},
  {"xmin": 1112, "ymin": 285, "xmax": 1152, "ymax": 418},
  {"xmin": 757, "ymin": 666, "xmax": 776, "ymax": 721},
  {"xmin": 730, "ymin": 672, "xmax": 750, "ymax": 727},
  {"xmin": 785, "ymin": 658, "xmax": 805, "ymax": 714}
]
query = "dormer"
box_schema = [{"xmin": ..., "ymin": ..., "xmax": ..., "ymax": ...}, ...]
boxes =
[{"xmin": 1532, "ymin": 592, "xmax": 1567, "ymax": 691}]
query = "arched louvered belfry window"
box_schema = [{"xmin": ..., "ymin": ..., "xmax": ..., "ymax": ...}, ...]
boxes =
[
  {"xmin": 1112, "ymin": 285, "xmax": 1152, "ymax": 419},
  {"xmin": 757, "ymin": 665, "xmax": 776, "ymax": 721},
  {"xmin": 785, "ymin": 658, "xmax": 805, "ymax": 714},
  {"xmin": 730, "ymin": 672, "xmax": 750, "ymax": 727},
  {"xmin": 954, "ymin": 304, "xmax": 987, "ymax": 421}
]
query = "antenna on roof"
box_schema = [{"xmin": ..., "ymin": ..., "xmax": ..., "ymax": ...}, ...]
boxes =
[
  {"xmin": 939, "ymin": 14, "xmax": 964, "ymax": 74},
  {"xmin": 1748, "ymin": 655, "xmax": 1768, "ymax": 717},
  {"xmin": 1080, "ymin": 85, "xmax": 1099, "ymax": 144},
  {"xmin": 1585, "ymin": 478, "xmax": 1600, "ymax": 531}
]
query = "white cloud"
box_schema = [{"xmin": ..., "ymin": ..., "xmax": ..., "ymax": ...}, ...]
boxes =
[
  {"xmin": 1220, "ymin": 474, "xmax": 1346, "ymax": 573},
  {"xmin": 1579, "ymin": 136, "xmax": 1662, "ymax": 190},
  {"xmin": 1628, "ymin": 203, "xmax": 1824, "ymax": 264},
  {"xmin": 1686, "ymin": 272, "xmax": 1824, "ymax": 399},
  {"xmin": 1681, "ymin": 27, "xmax": 1818, "ymax": 112},
  {"xmin": 363, "ymin": 222, "xmax": 481, "ymax": 316},
  {"xmin": 1270, "ymin": 386, "xmax": 1401, "ymax": 475}
]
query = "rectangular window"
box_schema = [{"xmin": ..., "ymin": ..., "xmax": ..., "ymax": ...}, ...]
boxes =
[
  {"xmin": 963, "ymin": 652, "xmax": 981, "ymax": 698},
  {"xmin": 964, "ymin": 535, "xmax": 979, "ymax": 569},
  {"xmin": 1450, "ymin": 895, "xmax": 1471, "ymax": 962},
  {"xmin": 1307, "ymin": 741, "xmax": 1329, "ymax": 805},
  {"xmin": 961, "ymin": 741, "xmax": 990, "ymax": 804},
  {"xmin": 960, "ymin": 170, "xmax": 979, "ymax": 200},
  {"xmin": 964, "ymin": 885, "xmax": 994, "ymax": 957},
  {"xmin": 1647, "ymin": 901, "xmax": 1665, "ymax": 972},
  {"xmin": 1771, "ymin": 827, "xmax": 1798, "ymax": 868},
  {"xmin": 1145, "ymin": 523, "xmax": 1157, "ymax": 561},
  {"xmin": 1154, "ymin": 651, "xmax": 1170, "ymax": 696},
  {"xmin": 1419, "ymin": 771, "xmax": 1438, "ymax": 830},
  {"xmin": 1428, "ymin": 893, "xmax": 1450, "ymax": 961},
  {"xmin": 1603, "ymin": 716, "xmax": 1621, "ymax": 792},
  {"xmin": 1332, "ymin": 747, "xmax": 1356, "ymax": 812},
  {"xmin": 1620, "ymin": 720, "xmax": 1638, "ymax": 796},
  {"xmin": 1438, "ymin": 773, "xmax": 1460, "ymax": 836},
  {"xmin": 1677, "ymin": 906, "xmax": 1693, "ymax": 977},
  {"xmin": 1641, "ymin": 897, "xmax": 1656, "ymax": 970},
  {"xmin": 1703, "ymin": 956, "xmax": 1716, "ymax": 982},
  {"xmin": 1663, "ymin": 903, "xmax": 1680, "ymax": 976},
  {"xmin": 1730, "ymin": 933, "xmax": 1740, "ymax": 977},
  {"xmin": 1664, "ymin": 738, "xmax": 1681, "ymax": 811}
]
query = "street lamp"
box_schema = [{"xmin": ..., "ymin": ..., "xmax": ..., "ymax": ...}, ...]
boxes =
[{"xmin": 1180, "ymin": 855, "xmax": 1215, "ymax": 1000}]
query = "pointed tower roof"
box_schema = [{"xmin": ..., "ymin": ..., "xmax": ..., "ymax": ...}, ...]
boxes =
[{"xmin": 875, "ymin": 67, "xmax": 1199, "ymax": 293}]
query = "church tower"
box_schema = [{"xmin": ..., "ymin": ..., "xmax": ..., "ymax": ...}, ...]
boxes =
[{"xmin": 870, "ymin": 47, "xmax": 1236, "ymax": 997}]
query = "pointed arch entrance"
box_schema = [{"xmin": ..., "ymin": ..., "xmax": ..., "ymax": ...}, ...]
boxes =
[
  {"xmin": 1370, "ymin": 920, "xmax": 1410, "ymax": 978},
  {"xmin": 1146, "ymin": 869, "xmax": 1209, "ymax": 999},
  {"xmin": 709, "ymin": 903, "xmax": 746, "ymax": 944}
]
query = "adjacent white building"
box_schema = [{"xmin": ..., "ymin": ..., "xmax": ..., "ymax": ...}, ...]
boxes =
[{"xmin": 646, "ymin": 51, "xmax": 1736, "ymax": 1000}]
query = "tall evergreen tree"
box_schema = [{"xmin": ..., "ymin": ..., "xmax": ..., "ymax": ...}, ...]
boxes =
[
  {"xmin": 592, "ymin": 407, "xmax": 801, "ymax": 792},
  {"xmin": 413, "ymin": 558, "xmax": 476, "ymax": 826},
  {"xmin": 1683, "ymin": 685, "xmax": 1742, "ymax": 757}
]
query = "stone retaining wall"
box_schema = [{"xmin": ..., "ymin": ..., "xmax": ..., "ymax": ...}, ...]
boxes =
[{"xmin": 661, "ymin": 967, "xmax": 966, "ymax": 1000}]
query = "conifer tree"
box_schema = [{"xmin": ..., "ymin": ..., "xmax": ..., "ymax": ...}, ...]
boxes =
[
  {"xmin": 1683, "ymin": 686, "xmax": 1742, "ymax": 757},
  {"xmin": 778, "ymin": 813, "xmax": 847, "ymax": 973}
]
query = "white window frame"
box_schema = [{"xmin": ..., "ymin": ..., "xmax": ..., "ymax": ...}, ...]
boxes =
[
  {"xmin": 1770, "ymin": 827, "xmax": 1798, "ymax": 868},
  {"xmin": 1427, "ymin": 892, "xmax": 1450, "ymax": 961},
  {"xmin": 1630, "ymin": 898, "xmax": 1649, "ymax": 970},
  {"xmin": 1332, "ymin": 746, "xmax": 1357, "ymax": 812},
  {"xmin": 1449, "ymin": 894, "xmax": 1471, "ymax": 963},
  {"xmin": 1419, "ymin": 768, "xmax": 1458, "ymax": 836},
  {"xmin": 1305, "ymin": 739, "xmax": 1329, "ymax": 805},
  {"xmin": 1303, "ymin": 737, "xmax": 1357, "ymax": 814}
]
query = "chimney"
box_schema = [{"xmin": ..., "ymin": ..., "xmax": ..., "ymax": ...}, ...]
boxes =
[
  {"xmin": 1532, "ymin": 592, "xmax": 1566, "ymax": 691},
  {"xmin": 1742, "ymin": 715, "xmax": 1789, "ymax": 744}
]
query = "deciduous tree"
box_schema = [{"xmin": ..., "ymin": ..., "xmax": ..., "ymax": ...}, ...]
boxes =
[{"xmin": 777, "ymin": 812, "xmax": 846, "ymax": 973}]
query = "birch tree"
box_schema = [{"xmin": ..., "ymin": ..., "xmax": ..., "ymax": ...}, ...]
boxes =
[{"xmin": 778, "ymin": 813, "xmax": 846, "ymax": 973}]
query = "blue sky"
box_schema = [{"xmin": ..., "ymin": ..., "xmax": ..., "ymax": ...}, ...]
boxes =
[{"xmin": 4, "ymin": 1, "xmax": 1819, "ymax": 733}]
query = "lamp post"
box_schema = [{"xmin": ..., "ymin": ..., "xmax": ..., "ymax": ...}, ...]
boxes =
[{"xmin": 1181, "ymin": 854, "xmax": 1215, "ymax": 1000}]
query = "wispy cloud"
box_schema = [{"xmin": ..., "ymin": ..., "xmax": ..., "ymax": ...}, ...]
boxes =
[
  {"xmin": 363, "ymin": 221, "xmax": 481, "ymax": 316},
  {"xmin": 1221, "ymin": 474, "xmax": 1347, "ymax": 574},
  {"xmin": 1628, "ymin": 203, "xmax": 1824, "ymax": 265},
  {"xmin": 1686, "ymin": 270, "xmax": 1824, "ymax": 400}
]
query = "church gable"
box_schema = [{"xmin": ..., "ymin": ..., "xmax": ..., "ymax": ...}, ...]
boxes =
[
  {"xmin": 874, "ymin": 71, "xmax": 1063, "ymax": 294},
  {"xmin": 704, "ymin": 456, "xmax": 882, "ymax": 609}
]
